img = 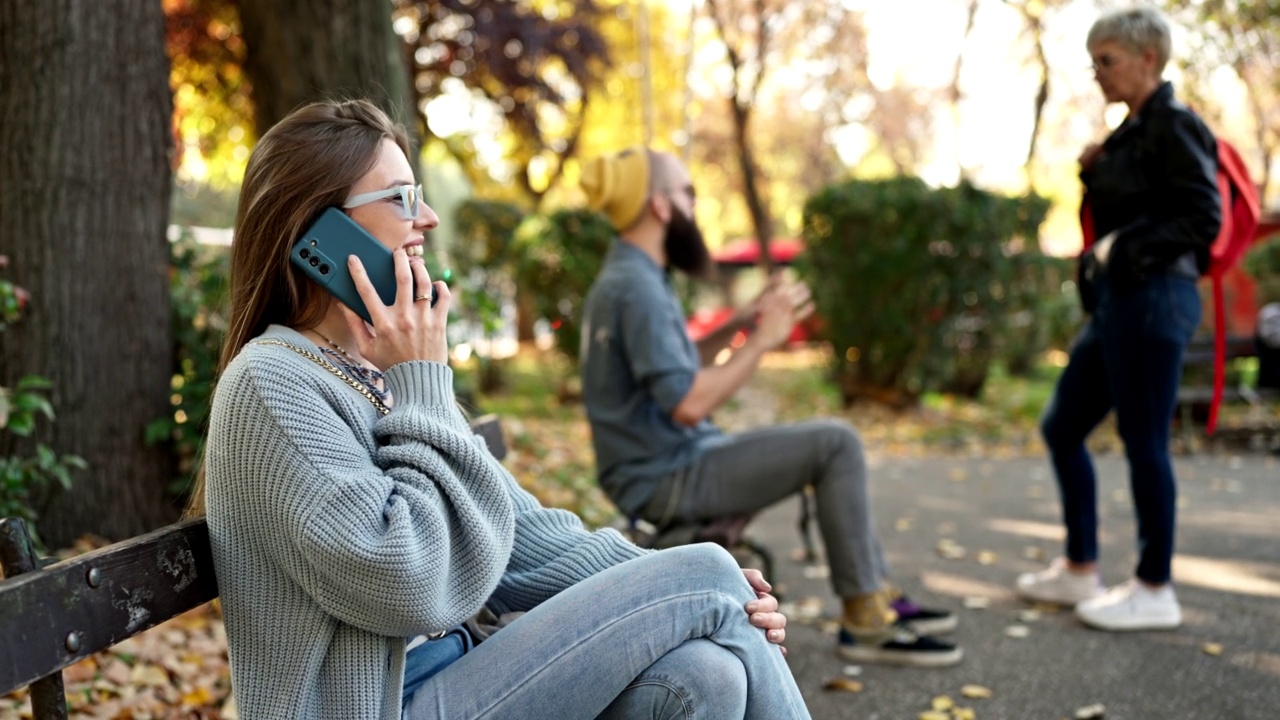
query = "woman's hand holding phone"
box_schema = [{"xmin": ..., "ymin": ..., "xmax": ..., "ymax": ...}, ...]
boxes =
[{"xmin": 341, "ymin": 248, "xmax": 451, "ymax": 368}]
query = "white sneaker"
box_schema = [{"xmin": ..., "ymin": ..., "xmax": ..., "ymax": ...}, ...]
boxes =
[
  {"xmin": 1015, "ymin": 558, "xmax": 1103, "ymax": 605},
  {"xmin": 1075, "ymin": 579, "xmax": 1182, "ymax": 631}
]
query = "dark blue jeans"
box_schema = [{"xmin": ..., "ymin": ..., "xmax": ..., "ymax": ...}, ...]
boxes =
[{"xmin": 1040, "ymin": 272, "xmax": 1200, "ymax": 585}]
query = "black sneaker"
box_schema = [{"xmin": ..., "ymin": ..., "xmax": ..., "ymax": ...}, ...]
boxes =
[
  {"xmin": 835, "ymin": 627, "xmax": 963, "ymax": 667},
  {"xmin": 891, "ymin": 596, "xmax": 958, "ymax": 635}
]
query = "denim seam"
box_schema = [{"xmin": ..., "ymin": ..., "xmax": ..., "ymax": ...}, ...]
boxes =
[
  {"xmin": 471, "ymin": 589, "xmax": 742, "ymax": 717},
  {"xmin": 620, "ymin": 678, "xmax": 695, "ymax": 719}
]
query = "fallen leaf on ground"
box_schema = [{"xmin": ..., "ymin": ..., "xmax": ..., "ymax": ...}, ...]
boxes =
[
  {"xmin": 961, "ymin": 684, "xmax": 994, "ymax": 699},
  {"xmin": 1023, "ymin": 546, "xmax": 1046, "ymax": 561},
  {"xmin": 1017, "ymin": 609, "xmax": 1042, "ymax": 623},
  {"xmin": 937, "ymin": 539, "xmax": 967, "ymax": 560},
  {"xmin": 953, "ymin": 708, "xmax": 977, "ymax": 720},
  {"xmin": 918, "ymin": 712, "xmax": 950, "ymax": 720},
  {"xmin": 1202, "ymin": 642, "xmax": 1224, "ymax": 656},
  {"xmin": 963, "ymin": 596, "xmax": 990, "ymax": 610},
  {"xmin": 822, "ymin": 678, "xmax": 864, "ymax": 693},
  {"xmin": 976, "ymin": 551, "xmax": 998, "ymax": 565},
  {"xmin": 895, "ymin": 518, "xmax": 913, "ymax": 531},
  {"xmin": 842, "ymin": 665, "xmax": 862, "ymax": 676},
  {"xmin": 63, "ymin": 658, "xmax": 97, "ymax": 684},
  {"xmin": 949, "ymin": 468, "xmax": 968, "ymax": 482},
  {"xmin": 1074, "ymin": 703, "xmax": 1106, "ymax": 719},
  {"xmin": 129, "ymin": 663, "xmax": 170, "ymax": 687},
  {"xmin": 1004, "ymin": 625, "xmax": 1030, "ymax": 639},
  {"xmin": 102, "ymin": 658, "xmax": 132, "ymax": 686},
  {"xmin": 931, "ymin": 695, "xmax": 955, "ymax": 711},
  {"xmin": 803, "ymin": 565, "xmax": 831, "ymax": 580}
]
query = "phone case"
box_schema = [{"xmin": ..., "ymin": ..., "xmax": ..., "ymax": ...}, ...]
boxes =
[{"xmin": 290, "ymin": 207, "xmax": 433, "ymax": 324}]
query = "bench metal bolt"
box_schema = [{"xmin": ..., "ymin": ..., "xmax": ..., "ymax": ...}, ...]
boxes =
[
  {"xmin": 86, "ymin": 567, "xmax": 101, "ymax": 588},
  {"xmin": 65, "ymin": 632, "xmax": 81, "ymax": 653}
]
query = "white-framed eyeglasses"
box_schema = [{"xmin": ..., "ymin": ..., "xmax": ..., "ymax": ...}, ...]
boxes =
[{"xmin": 343, "ymin": 184, "xmax": 423, "ymax": 220}]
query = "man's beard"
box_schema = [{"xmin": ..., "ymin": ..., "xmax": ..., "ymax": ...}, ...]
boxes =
[{"xmin": 663, "ymin": 207, "xmax": 713, "ymax": 279}]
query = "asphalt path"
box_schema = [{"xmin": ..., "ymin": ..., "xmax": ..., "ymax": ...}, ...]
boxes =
[{"xmin": 747, "ymin": 453, "xmax": 1280, "ymax": 720}]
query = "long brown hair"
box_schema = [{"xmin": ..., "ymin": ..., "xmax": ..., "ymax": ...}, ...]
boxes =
[{"xmin": 186, "ymin": 99, "xmax": 410, "ymax": 517}]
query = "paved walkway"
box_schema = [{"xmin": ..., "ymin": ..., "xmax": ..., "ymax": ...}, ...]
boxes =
[{"xmin": 748, "ymin": 452, "xmax": 1280, "ymax": 719}]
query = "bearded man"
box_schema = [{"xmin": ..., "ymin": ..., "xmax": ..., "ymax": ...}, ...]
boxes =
[{"xmin": 577, "ymin": 147, "xmax": 963, "ymax": 667}]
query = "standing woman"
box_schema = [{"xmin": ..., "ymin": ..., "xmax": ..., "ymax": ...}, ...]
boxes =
[
  {"xmin": 1015, "ymin": 6, "xmax": 1221, "ymax": 631},
  {"xmin": 190, "ymin": 98, "xmax": 810, "ymax": 720}
]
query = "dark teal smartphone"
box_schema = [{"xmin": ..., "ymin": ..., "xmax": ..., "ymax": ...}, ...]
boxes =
[{"xmin": 290, "ymin": 207, "xmax": 436, "ymax": 324}]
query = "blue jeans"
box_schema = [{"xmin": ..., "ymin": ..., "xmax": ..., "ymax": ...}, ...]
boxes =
[
  {"xmin": 403, "ymin": 544, "xmax": 811, "ymax": 720},
  {"xmin": 1040, "ymin": 273, "xmax": 1200, "ymax": 585}
]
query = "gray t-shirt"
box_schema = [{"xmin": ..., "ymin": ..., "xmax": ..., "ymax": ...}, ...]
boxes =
[{"xmin": 580, "ymin": 241, "xmax": 721, "ymax": 514}]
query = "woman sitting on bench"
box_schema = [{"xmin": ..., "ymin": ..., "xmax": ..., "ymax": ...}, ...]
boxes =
[{"xmin": 187, "ymin": 99, "xmax": 809, "ymax": 720}]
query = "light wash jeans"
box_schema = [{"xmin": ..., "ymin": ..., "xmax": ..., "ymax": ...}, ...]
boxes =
[
  {"xmin": 403, "ymin": 543, "xmax": 811, "ymax": 720},
  {"xmin": 642, "ymin": 419, "xmax": 889, "ymax": 597}
]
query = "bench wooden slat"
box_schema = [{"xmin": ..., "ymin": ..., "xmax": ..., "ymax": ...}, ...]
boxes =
[{"xmin": 0, "ymin": 518, "xmax": 217, "ymax": 695}]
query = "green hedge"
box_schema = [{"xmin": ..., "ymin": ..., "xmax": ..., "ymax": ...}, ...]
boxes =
[
  {"xmin": 798, "ymin": 176, "xmax": 1054, "ymax": 405},
  {"xmin": 1245, "ymin": 235, "xmax": 1280, "ymax": 306},
  {"xmin": 515, "ymin": 208, "xmax": 615, "ymax": 364}
]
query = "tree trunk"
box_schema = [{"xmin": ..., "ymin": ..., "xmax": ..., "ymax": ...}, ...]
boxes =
[
  {"xmin": 237, "ymin": 0, "xmax": 417, "ymax": 148},
  {"xmin": 0, "ymin": 0, "xmax": 177, "ymax": 545},
  {"xmin": 730, "ymin": 101, "xmax": 775, "ymax": 273}
]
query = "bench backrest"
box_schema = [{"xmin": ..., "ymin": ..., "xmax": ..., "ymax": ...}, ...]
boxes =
[{"xmin": 0, "ymin": 517, "xmax": 217, "ymax": 697}]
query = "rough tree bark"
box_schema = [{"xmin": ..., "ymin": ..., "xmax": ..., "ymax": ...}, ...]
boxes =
[
  {"xmin": 0, "ymin": 0, "xmax": 177, "ymax": 545},
  {"xmin": 236, "ymin": 0, "xmax": 416, "ymax": 145},
  {"xmin": 706, "ymin": 0, "xmax": 775, "ymax": 272}
]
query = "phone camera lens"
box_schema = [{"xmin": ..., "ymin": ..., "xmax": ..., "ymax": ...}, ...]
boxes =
[
  {"xmin": 319, "ymin": 264, "xmax": 330, "ymax": 275},
  {"xmin": 299, "ymin": 248, "xmax": 311, "ymax": 259},
  {"xmin": 309, "ymin": 256, "xmax": 319, "ymax": 267},
  {"xmin": 309, "ymin": 239, "xmax": 318, "ymax": 247}
]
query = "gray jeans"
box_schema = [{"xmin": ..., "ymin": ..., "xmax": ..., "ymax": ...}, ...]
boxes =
[{"xmin": 641, "ymin": 419, "xmax": 888, "ymax": 597}]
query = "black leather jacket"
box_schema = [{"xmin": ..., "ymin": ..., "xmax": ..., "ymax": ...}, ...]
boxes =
[{"xmin": 1082, "ymin": 81, "xmax": 1221, "ymax": 290}]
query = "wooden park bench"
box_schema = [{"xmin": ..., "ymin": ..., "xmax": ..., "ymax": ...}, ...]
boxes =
[{"xmin": 0, "ymin": 414, "xmax": 506, "ymax": 720}]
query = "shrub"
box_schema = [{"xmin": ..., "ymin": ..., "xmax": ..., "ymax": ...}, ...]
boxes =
[
  {"xmin": 1245, "ymin": 236, "xmax": 1280, "ymax": 306},
  {"xmin": 453, "ymin": 200, "xmax": 527, "ymax": 393},
  {"xmin": 0, "ymin": 256, "xmax": 87, "ymax": 546},
  {"xmin": 798, "ymin": 176, "xmax": 1050, "ymax": 405},
  {"xmin": 145, "ymin": 231, "xmax": 229, "ymax": 497},
  {"xmin": 515, "ymin": 208, "xmax": 616, "ymax": 365}
]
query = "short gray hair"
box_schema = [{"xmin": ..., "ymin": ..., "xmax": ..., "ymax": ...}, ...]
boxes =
[{"xmin": 1087, "ymin": 6, "xmax": 1172, "ymax": 72}]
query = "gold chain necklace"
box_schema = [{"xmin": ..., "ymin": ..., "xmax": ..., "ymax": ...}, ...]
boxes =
[{"xmin": 252, "ymin": 339, "xmax": 390, "ymax": 415}]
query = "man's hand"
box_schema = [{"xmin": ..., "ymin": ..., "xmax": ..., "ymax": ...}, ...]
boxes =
[
  {"xmin": 743, "ymin": 569, "xmax": 788, "ymax": 655},
  {"xmin": 754, "ymin": 279, "xmax": 814, "ymax": 349}
]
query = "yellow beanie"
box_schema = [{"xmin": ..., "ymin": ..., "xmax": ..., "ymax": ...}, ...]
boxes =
[{"xmin": 581, "ymin": 147, "xmax": 650, "ymax": 230}]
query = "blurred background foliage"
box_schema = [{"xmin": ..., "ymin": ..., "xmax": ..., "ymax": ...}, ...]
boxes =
[
  {"xmin": 4, "ymin": 0, "xmax": 1279, "ymax": 540},
  {"xmin": 799, "ymin": 176, "xmax": 1055, "ymax": 405}
]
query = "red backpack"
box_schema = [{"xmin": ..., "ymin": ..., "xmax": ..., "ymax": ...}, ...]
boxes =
[{"xmin": 1080, "ymin": 137, "xmax": 1262, "ymax": 434}]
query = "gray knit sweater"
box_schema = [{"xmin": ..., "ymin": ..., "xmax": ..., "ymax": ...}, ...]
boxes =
[{"xmin": 205, "ymin": 325, "xmax": 647, "ymax": 720}]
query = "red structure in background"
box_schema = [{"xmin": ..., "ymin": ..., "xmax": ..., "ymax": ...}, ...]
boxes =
[
  {"xmin": 1210, "ymin": 214, "xmax": 1280, "ymax": 337},
  {"xmin": 688, "ymin": 217, "xmax": 1280, "ymax": 347},
  {"xmin": 685, "ymin": 238, "xmax": 812, "ymax": 345}
]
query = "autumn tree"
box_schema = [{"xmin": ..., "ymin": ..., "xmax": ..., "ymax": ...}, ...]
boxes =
[
  {"xmin": 1163, "ymin": 0, "xmax": 1279, "ymax": 201},
  {"xmin": 0, "ymin": 0, "xmax": 177, "ymax": 544},
  {"xmin": 698, "ymin": 0, "xmax": 875, "ymax": 267},
  {"xmin": 396, "ymin": 0, "xmax": 614, "ymax": 208},
  {"xmin": 234, "ymin": 0, "xmax": 416, "ymax": 144}
]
